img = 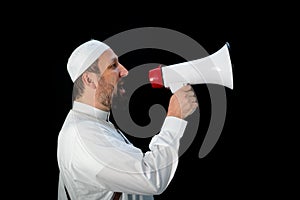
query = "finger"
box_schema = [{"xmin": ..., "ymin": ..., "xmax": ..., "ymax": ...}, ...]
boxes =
[
  {"xmin": 189, "ymin": 103, "xmax": 198, "ymax": 115},
  {"xmin": 193, "ymin": 102, "xmax": 199, "ymax": 108},
  {"xmin": 190, "ymin": 97, "xmax": 197, "ymax": 103},
  {"xmin": 186, "ymin": 91, "xmax": 196, "ymax": 97},
  {"xmin": 181, "ymin": 84, "xmax": 192, "ymax": 91}
]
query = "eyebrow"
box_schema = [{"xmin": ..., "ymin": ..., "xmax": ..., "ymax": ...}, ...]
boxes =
[{"xmin": 110, "ymin": 57, "xmax": 118, "ymax": 64}]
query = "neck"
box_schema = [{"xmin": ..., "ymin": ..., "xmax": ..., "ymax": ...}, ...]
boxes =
[{"xmin": 76, "ymin": 95, "xmax": 110, "ymax": 112}]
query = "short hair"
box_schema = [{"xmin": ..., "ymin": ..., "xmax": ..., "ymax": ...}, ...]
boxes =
[{"xmin": 72, "ymin": 59, "xmax": 100, "ymax": 102}]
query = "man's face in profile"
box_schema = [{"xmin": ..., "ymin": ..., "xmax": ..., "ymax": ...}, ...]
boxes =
[{"xmin": 95, "ymin": 49, "xmax": 128, "ymax": 110}]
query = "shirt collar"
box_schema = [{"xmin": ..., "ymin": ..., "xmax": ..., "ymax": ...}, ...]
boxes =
[{"xmin": 72, "ymin": 101, "xmax": 110, "ymax": 121}]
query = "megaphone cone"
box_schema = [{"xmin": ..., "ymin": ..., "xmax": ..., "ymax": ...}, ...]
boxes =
[{"xmin": 149, "ymin": 43, "xmax": 233, "ymax": 93}]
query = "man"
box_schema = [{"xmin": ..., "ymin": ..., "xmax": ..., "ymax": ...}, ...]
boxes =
[{"xmin": 57, "ymin": 39, "xmax": 198, "ymax": 200}]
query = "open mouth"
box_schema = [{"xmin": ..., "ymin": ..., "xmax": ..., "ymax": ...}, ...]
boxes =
[
  {"xmin": 119, "ymin": 86, "xmax": 126, "ymax": 96},
  {"xmin": 112, "ymin": 79, "xmax": 129, "ymax": 110},
  {"xmin": 117, "ymin": 79, "xmax": 126, "ymax": 97}
]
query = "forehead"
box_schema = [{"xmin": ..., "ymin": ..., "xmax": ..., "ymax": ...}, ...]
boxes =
[{"xmin": 98, "ymin": 48, "xmax": 118, "ymax": 71}]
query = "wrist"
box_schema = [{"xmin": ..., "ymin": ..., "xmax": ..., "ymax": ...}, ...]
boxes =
[{"xmin": 167, "ymin": 111, "xmax": 182, "ymax": 119}]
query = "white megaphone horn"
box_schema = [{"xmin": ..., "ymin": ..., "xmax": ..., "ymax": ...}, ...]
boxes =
[{"xmin": 149, "ymin": 42, "xmax": 233, "ymax": 93}]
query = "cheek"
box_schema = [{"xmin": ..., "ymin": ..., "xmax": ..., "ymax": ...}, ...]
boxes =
[
  {"xmin": 96, "ymin": 78, "xmax": 114, "ymax": 95},
  {"xmin": 108, "ymin": 72, "xmax": 119, "ymax": 83},
  {"xmin": 104, "ymin": 69, "xmax": 118, "ymax": 79}
]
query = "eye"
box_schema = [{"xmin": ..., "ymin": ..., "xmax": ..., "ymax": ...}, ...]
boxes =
[{"xmin": 109, "ymin": 62, "xmax": 118, "ymax": 69}]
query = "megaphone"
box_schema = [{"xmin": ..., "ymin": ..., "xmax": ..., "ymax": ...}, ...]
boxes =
[{"xmin": 149, "ymin": 43, "xmax": 233, "ymax": 93}]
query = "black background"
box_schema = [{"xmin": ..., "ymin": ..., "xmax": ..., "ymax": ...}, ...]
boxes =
[
  {"xmin": 10, "ymin": 3, "xmax": 296, "ymax": 199},
  {"xmin": 51, "ymin": 24, "xmax": 243, "ymax": 199}
]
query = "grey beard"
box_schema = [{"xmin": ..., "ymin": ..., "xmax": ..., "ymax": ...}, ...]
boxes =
[
  {"xmin": 97, "ymin": 78, "xmax": 115, "ymax": 109},
  {"xmin": 99, "ymin": 91, "xmax": 112, "ymax": 108}
]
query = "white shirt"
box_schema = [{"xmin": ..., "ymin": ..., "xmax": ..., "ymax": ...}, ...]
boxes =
[{"xmin": 57, "ymin": 101, "xmax": 187, "ymax": 200}]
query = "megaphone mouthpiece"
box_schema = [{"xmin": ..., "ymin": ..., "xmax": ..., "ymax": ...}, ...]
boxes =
[{"xmin": 149, "ymin": 65, "xmax": 163, "ymax": 88}]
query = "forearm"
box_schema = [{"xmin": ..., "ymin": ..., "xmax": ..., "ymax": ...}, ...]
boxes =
[{"xmin": 97, "ymin": 116, "xmax": 187, "ymax": 194}]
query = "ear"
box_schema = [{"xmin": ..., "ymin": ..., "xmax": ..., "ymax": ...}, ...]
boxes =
[{"xmin": 82, "ymin": 72, "xmax": 97, "ymax": 89}]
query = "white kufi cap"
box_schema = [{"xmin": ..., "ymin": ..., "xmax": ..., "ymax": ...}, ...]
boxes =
[{"xmin": 67, "ymin": 39, "xmax": 110, "ymax": 82}]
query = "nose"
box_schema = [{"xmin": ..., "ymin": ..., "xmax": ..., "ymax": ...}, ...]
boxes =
[{"xmin": 118, "ymin": 64, "xmax": 128, "ymax": 78}]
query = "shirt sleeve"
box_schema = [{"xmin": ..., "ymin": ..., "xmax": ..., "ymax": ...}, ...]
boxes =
[{"xmin": 72, "ymin": 116, "xmax": 187, "ymax": 195}]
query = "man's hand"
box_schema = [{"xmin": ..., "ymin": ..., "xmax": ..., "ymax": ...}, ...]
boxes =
[{"xmin": 167, "ymin": 85, "xmax": 198, "ymax": 119}]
